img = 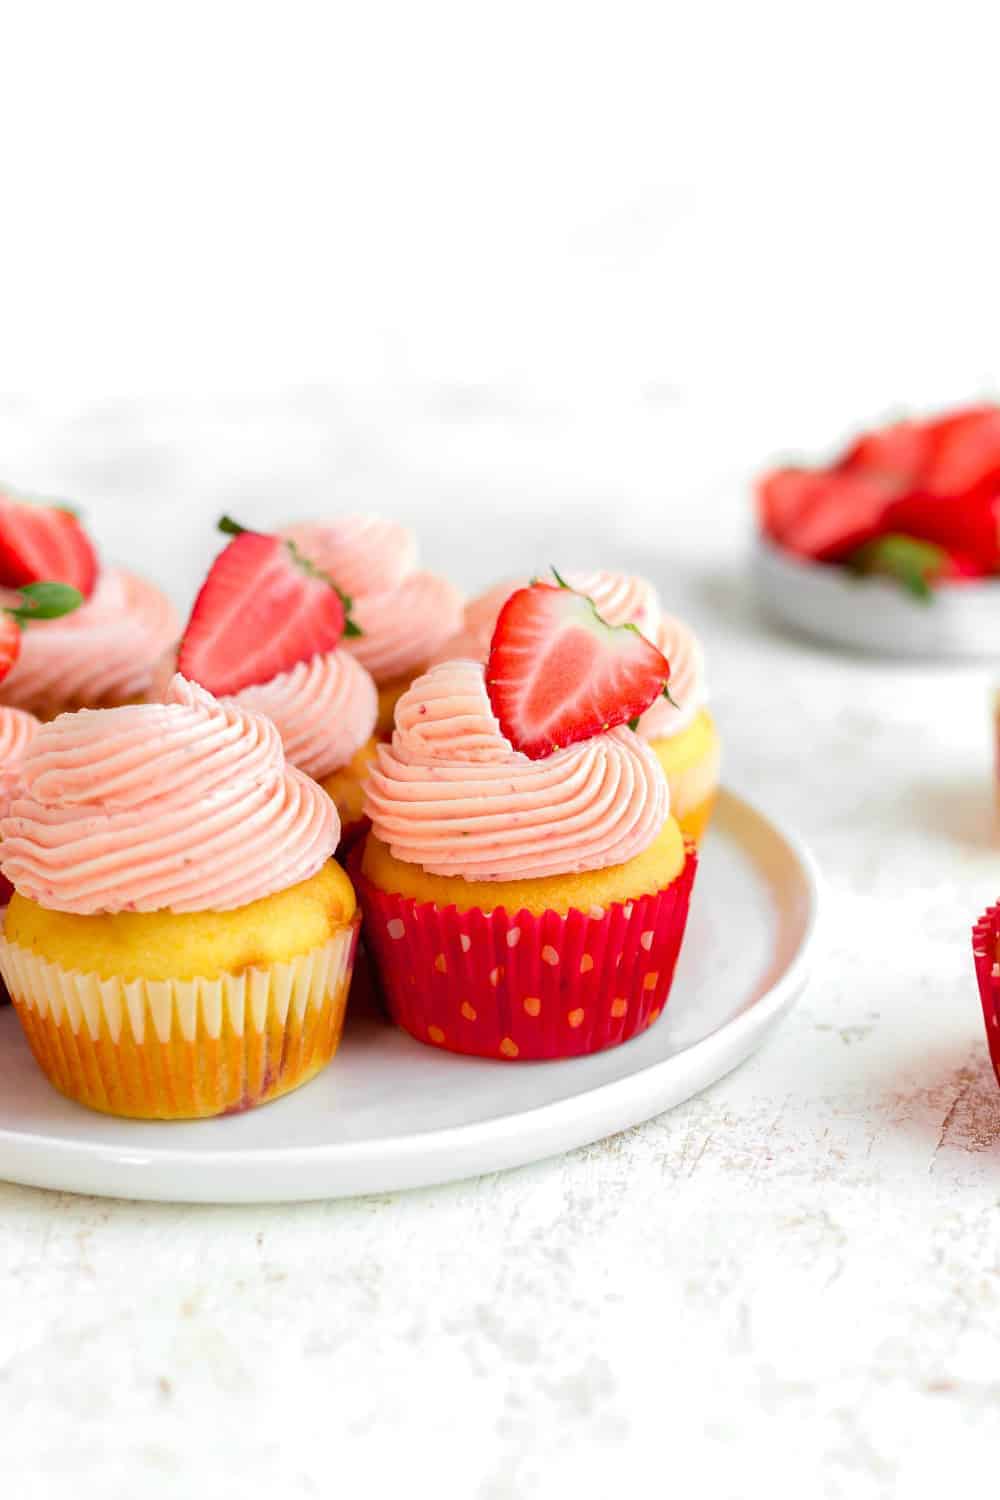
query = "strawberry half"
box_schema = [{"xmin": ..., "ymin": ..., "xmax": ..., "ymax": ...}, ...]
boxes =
[
  {"xmin": 177, "ymin": 517, "xmax": 360, "ymax": 696},
  {"xmin": 0, "ymin": 492, "xmax": 99, "ymax": 599},
  {"xmin": 485, "ymin": 573, "xmax": 671, "ymax": 760},
  {"xmin": 836, "ymin": 417, "xmax": 932, "ymax": 493},
  {"xmin": 757, "ymin": 468, "xmax": 892, "ymax": 562},
  {"xmin": 0, "ymin": 581, "xmax": 85, "ymax": 686}
]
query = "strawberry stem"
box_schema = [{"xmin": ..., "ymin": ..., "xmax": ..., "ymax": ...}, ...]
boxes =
[
  {"xmin": 6, "ymin": 581, "xmax": 82, "ymax": 625},
  {"xmin": 550, "ymin": 566, "xmax": 570, "ymax": 589},
  {"xmin": 663, "ymin": 683, "xmax": 679, "ymax": 709},
  {"xmin": 218, "ymin": 515, "xmax": 247, "ymax": 537},
  {"xmin": 285, "ymin": 538, "xmax": 363, "ymax": 637}
]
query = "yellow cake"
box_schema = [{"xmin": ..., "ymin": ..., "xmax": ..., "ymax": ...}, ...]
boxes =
[
  {"xmin": 649, "ymin": 709, "xmax": 721, "ymax": 844},
  {"xmin": 362, "ymin": 818, "xmax": 686, "ymax": 917}
]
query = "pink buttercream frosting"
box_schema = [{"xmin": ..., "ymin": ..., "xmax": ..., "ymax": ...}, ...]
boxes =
[
  {"xmin": 0, "ymin": 705, "xmax": 40, "ymax": 831},
  {"xmin": 364, "ymin": 660, "xmax": 669, "ymax": 881},
  {"xmin": 428, "ymin": 570, "xmax": 661, "ymax": 667},
  {"xmin": 283, "ymin": 517, "xmax": 464, "ymax": 683},
  {"xmin": 0, "ymin": 676, "xmax": 339, "ymax": 914},
  {"xmin": 0, "ymin": 567, "xmax": 180, "ymax": 716},
  {"xmin": 635, "ymin": 614, "xmax": 707, "ymax": 740},
  {"xmin": 0, "ymin": 706, "xmax": 40, "ymax": 769},
  {"xmin": 230, "ymin": 648, "xmax": 378, "ymax": 780}
]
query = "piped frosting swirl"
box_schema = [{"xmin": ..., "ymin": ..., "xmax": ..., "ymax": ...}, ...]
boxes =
[
  {"xmin": 0, "ymin": 676, "xmax": 339, "ymax": 913},
  {"xmin": 635, "ymin": 614, "xmax": 706, "ymax": 739},
  {"xmin": 284, "ymin": 517, "xmax": 464, "ymax": 683},
  {"xmin": 0, "ymin": 567, "xmax": 180, "ymax": 715},
  {"xmin": 230, "ymin": 649, "xmax": 378, "ymax": 781},
  {"xmin": 364, "ymin": 660, "xmax": 668, "ymax": 881}
]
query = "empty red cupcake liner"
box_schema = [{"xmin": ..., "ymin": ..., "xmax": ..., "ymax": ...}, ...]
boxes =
[
  {"xmin": 973, "ymin": 903, "xmax": 1000, "ymax": 1084},
  {"xmin": 354, "ymin": 845, "xmax": 697, "ymax": 1060}
]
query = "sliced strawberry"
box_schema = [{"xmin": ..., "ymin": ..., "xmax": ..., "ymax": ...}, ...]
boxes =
[
  {"xmin": 485, "ymin": 575, "xmax": 671, "ymax": 760},
  {"xmin": 757, "ymin": 468, "xmax": 891, "ymax": 562},
  {"xmin": 883, "ymin": 490, "xmax": 1000, "ymax": 574},
  {"xmin": 0, "ymin": 580, "xmax": 83, "ymax": 686},
  {"xmin": 177, "ymin": 517, "xmax": 359, "ymax": 696},
  {"xmin": 0, "ymin": 493, "xmax": 98, "ymax": 599},
  {"xmin": 921, "ymin": 405, "xmax": 1000, "ymax": 499},
  {"xmin": 836, "ymin": 417, "xmax": 932, "ymax": 493}
]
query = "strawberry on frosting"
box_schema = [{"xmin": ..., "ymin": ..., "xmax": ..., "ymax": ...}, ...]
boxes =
[
  {"xmin": 0, "ymin": 487, "xmax": 99, "ymax": 600},
  {"xmin": 0, "ymin": 676, "xmax": 339, "ymax": 914},
  {"xmin": 364, "ymin": 660, "xmax": 668, "ymax": 881},
  {"xmin": 428, "ymin": 570, "xmax": 707, "ymax": 746},
  {"xmin": 430, "ymin": 569, "xmax": 662, "ymax": 667},
  {"xmin": 173, "ymin": 519, "xmax": 378, "ymax": 783},
  {"xmin": 282, "ymin": 516, "xmax": 464, "ymax": 683}
]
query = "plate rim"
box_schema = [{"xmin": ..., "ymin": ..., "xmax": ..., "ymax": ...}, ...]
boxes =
[{"xmin": 0, "ymin": 787, "xmax": 822, "ymax": 1200}]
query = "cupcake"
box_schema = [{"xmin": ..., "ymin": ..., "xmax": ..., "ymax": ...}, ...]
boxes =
[
  {"xmin": 283, "ymin": 515, "xmax": 464, "ymax": 735},
  {"xmin": 431, "ymin": 570, "xmax": 720, "ymax": 842},
  {"xmin": 356, "ymin": 578, "xmax": 698, "ymax": 1060},
  {"xmin": 0, "ymin": 676, "xmax": 359, "ymax": 1118},
  {"xmin": 0, "ymin": 487, "xmax": 178, "ymax": 717},
  {"xmin": 167, "ymin": 518, "xmax": 379, "ymax": 846}
]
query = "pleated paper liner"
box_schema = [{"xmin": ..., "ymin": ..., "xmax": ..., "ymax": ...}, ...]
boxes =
[
  {"xmin": 973, "ymin": 902, "xmax": 1000, "ymax": 1086},
  {"xmin": 0, "ymin": 915, "xmax": 360, "ymax": 1119},
  {"xmin": 356, "ymin": 845, "xmax": 698, "ymax": 1060}
]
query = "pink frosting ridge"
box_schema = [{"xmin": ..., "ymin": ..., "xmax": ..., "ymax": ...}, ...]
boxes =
[
  {"xmin": 283, "ymin": 517, "xmax": 464, "ymax": 683},
  {"xmin": 0, "ymin": 568, "xmax": 180, "ymax": 715},
  {"xmin": 0, "ymin": 706, "xmax": 40, "ymax": 769},
  {"xmin": 636, "ymin": 614, "xmax": 707, "ymax": 741},
  {"xmin": 428, "ymin": 570, "xmax": 662, "ymax": 667},
  {"xmin": 230, "ymin": 648, "xmax": 377, "ymax": 780},
  {"xmin": 0, "ymin": 676, "xmax": 339, "ymax": 914},
  {"xmin": 364, "ymin": 660, "xmax": 668, "ymax": 881}
]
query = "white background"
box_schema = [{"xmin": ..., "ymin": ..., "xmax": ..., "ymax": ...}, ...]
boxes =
[{"xmin": 2, "ymin": 5, "xmax": 1000, "ymax": 1498}]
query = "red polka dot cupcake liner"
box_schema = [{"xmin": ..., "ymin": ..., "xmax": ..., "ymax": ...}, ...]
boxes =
[
  {"xmin": 354, "ymin": 845, "xmax": 698, "ymax": 1060},
  {"xmin": 973, "ymin": 902, "xmax": 1000, "ymax": 1085}
]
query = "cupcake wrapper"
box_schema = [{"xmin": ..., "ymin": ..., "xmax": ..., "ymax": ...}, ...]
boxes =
[
  {"xmin": 0, "ymin": 916, "xmax": 360, "ymax": 1119},
  {"xmin": 338, "ymin": 816, "xmax": 371, "ymax": 858},
  {"xmin": 973, "ymin": 903, "xmax": 1000, "ymax": 1084},
  {"xmin": 355, "ymin": 847, "xmax": 697, "ymax": 1060}
]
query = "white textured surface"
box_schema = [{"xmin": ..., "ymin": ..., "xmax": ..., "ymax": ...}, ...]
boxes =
[{"xmin": 3, "ymin": 3, "xmax": 1000, "ymax": 1494}]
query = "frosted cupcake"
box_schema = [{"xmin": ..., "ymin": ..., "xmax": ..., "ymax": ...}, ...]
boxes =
[
  {"xmin": 169, "ymin": 519, "xmax": 379, "ymax": 845},
  {"xmin": 357, "ymin": 580, "xmax": 697, "ymax": 1060},
  {"xmin": 432, "ymin": 570, "xmax": 720, "ymax": 841},
  {"xmin": 0, "ymin": 677, "xmax": 359, "ymax": 1118},
  {"xmin": 0, "ymin": 487, "xmax": 178, "ymax": 717},
  {"xmin": 283, "ymin": 516, "xmax": 464, "ymax": 735}
]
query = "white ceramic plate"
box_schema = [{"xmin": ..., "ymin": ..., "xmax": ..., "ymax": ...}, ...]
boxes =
[
  {"xmin": 0, "ymin": 790, "xmax": 820, "ymax": 1204},
  {"xmin": 753, "ymin": 536, "xmax": 1000, "ymax": 658}
]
